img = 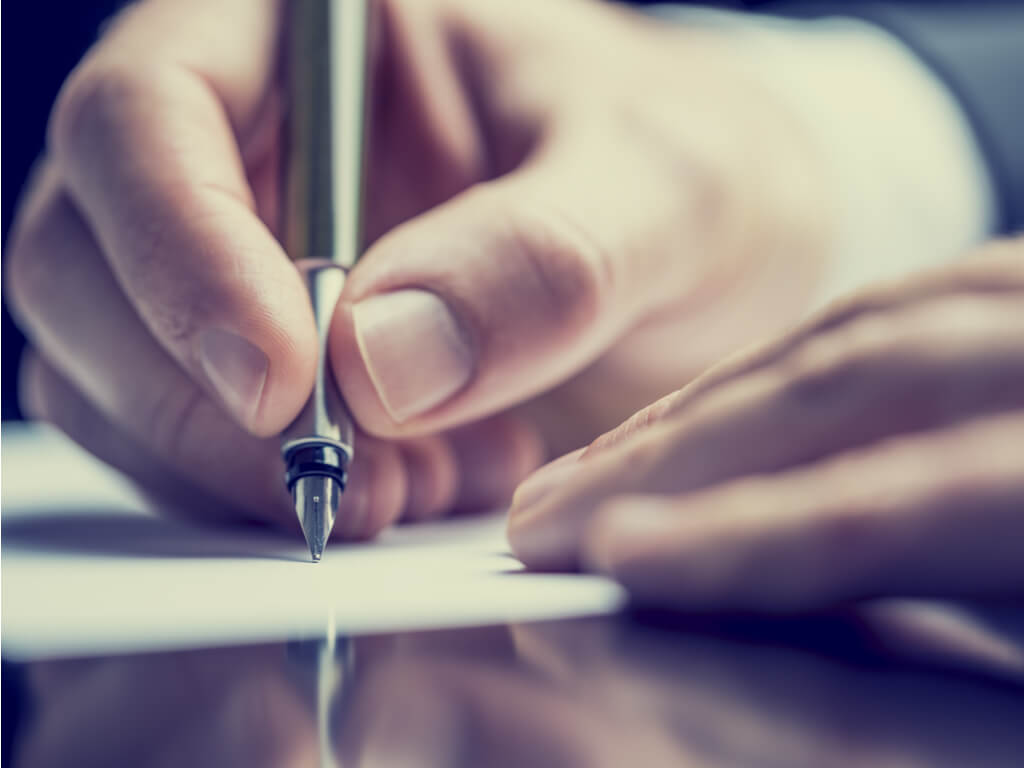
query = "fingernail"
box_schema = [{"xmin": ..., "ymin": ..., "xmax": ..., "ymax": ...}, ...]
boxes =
[
  {"xmin": 353, "ymin": 290, "xmax": 473, "ymax": 422},
  {"xmin": 507, "ymin": 508, "xmax": 580, "ymax": 571},
  {"xmin": 509, "ymin": 449, "xmax": 585, "ymax": 516},
  {"xmin": 198, "ymin": 329, "xmax": 268, "ymax": 429}
]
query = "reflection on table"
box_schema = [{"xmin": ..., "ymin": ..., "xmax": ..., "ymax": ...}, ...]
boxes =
[{"xmin": 10, "ymin": 603, "xmax": 1024, "ymax": 767}]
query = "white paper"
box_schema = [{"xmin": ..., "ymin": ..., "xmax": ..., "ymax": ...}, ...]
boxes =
[{"xmin": 1, "ymin": 423, "xmax": 624, "ymax": 660}]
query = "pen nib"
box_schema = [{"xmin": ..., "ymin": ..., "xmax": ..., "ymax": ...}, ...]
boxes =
[{"xmin": 293, "ymin": 475, "xmax": 341, "ymax": 562}]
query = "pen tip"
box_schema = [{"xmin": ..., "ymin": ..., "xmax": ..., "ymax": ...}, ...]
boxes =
[{"xmin": 293, "ymin": 475, "xmax": 341, "ymax": 563}]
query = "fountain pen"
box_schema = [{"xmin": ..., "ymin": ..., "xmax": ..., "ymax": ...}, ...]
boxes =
[{"xmin": 280, "ymin": 0, "xmax": 371, "ymax": 561}]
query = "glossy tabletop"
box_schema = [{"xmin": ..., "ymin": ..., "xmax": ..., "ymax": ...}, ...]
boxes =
[{"xmin": 5, "ymin": 603, "xmax": 1024, "ymax": 767}]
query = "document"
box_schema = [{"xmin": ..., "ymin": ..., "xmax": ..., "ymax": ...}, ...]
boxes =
[{"xmin": 1, "ymin": 424, "xmax": 624, "ymax": 660}]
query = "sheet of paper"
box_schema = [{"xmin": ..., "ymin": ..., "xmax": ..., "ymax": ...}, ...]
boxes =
[{"xmin": 1, "ymin": 424, "xmax": 624, "ymax": 660}]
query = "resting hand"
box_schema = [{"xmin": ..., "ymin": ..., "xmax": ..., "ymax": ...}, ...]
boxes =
[{"xmin": 509, "ymin": 240, "xmax": 1024, "ymax": 611}]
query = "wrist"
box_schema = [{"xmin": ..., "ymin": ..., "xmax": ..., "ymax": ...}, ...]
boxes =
[
  {"xmin": 650, "ymin": 7, "xmax": 997, "ymax": 310},
  {"xmin": 625, "ymin": 19, "xmax": 833, "ymax": 355}
]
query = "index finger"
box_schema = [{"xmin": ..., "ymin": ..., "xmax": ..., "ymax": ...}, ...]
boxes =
[
  {"xmin": 583, "ymin": 412, "xmax": 1024, "ymax": 612},
  {"xmin": 509, "ymin": 292, "xmax": 1024, "ymax": 569},
  {"xmin": 49, "ymin": 0, "xmax": 314, "ymax": 434}
]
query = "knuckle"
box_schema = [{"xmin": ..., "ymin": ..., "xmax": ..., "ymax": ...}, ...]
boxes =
[
  {"xmin": 47, "ymin": 1, "xmax": 162, "ymax": 158},
  {"xmin": 5, "ymin": 197, "xmax": 66, "ymax": 328},
  {"xmin": 50, "ymin": 65, "xmax": 118, "ymax": 155},
  {"xmin": 504, "ymin": 196, "xmax": 613, "ymax": 332},
  {"xmin": 778, "ymin": 313, "xmax": 895, "ymax": 410},
  {"xmin": 49, "ymin": 61, "xmax": 159, "ymax": 161}
]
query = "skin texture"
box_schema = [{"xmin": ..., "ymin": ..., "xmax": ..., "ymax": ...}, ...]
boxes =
[
  {"xmin": 508, "ymin": 239, "xmax": 1024, "ymax": 612},
  {"xmin": 4, "ymin": 0, "xmax": 827, "ymax": 537}
]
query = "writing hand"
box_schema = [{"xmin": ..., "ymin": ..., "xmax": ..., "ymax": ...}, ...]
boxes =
[{"xmin": 7, "ymin": 0, "xmax": 826, "ymax": 536}]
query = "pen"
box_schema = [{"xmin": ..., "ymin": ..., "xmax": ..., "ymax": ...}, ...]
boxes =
[{"xmin": 280, "ymin": 0, "xmax": 371, "ymax": 561}]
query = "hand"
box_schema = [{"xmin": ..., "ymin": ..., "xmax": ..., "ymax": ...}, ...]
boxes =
[
  {"xmin": 508, "ymin": 240, "xmax": 1024, "ymax": 612},
  {"xmin": 18, "ymin": 647, "xmax": 318, "ymax": 767},
  {"xmin": 5, "ymin": 0, "xmax": 827, "ymax": 537}
]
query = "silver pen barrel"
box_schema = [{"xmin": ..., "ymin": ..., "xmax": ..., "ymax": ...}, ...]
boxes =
[{"xmin": 281, "ymin": 0, "xmax": 371, "ymax": 561}]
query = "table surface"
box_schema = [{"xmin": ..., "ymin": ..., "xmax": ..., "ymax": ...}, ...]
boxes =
[{"xmin": 5, "ymin": 604, "xmax": 1024, "ymax": 768}]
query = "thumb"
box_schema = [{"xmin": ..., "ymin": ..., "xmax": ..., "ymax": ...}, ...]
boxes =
[{"xmin": 331, "ymin": 138, "xmax": 702, "ymax": 437}]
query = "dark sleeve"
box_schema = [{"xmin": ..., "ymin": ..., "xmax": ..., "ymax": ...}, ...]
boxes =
[{"xmin": 753, "ymin": 1, "xmax": 1024, "ymax": 234}]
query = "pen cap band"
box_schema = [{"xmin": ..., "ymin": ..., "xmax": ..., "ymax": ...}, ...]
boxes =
[{"xmin": 284, "ymin": 443, "xmax": 349, "ymax": 491}]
